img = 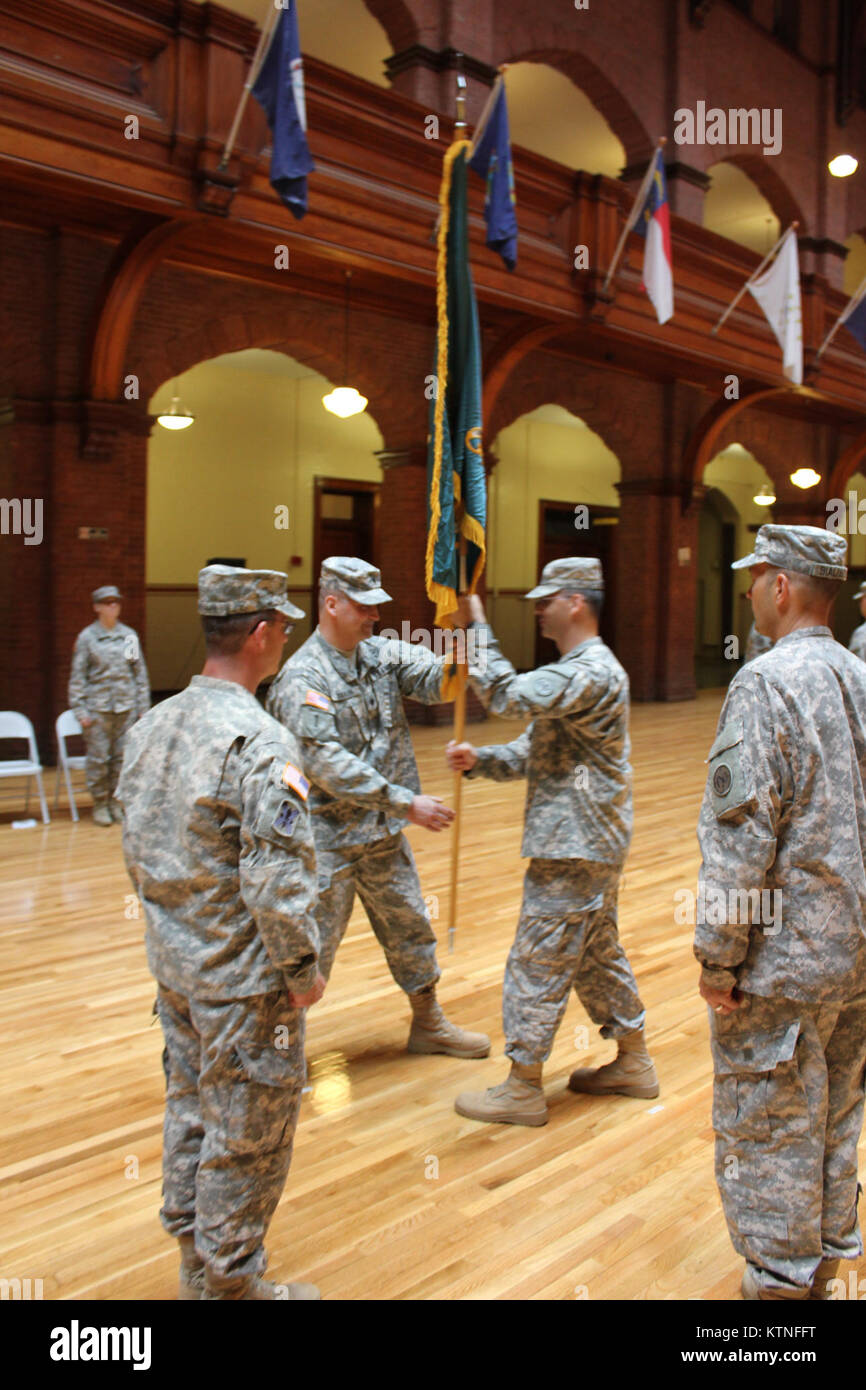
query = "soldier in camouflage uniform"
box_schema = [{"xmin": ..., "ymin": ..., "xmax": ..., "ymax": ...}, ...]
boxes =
[
  {"xmin": 848, "ymin": 580, "xmax": 866, "ymax": 661},
  {"xmin": 267, "ymin": 557, "xmax": 489, "ymax": 1059},
  {"xmin": 116, "ymin": 566, "xmax": 324, "ymax": 1302},
  {"xmin": 68, "ymin": 585, "xmax": 150, "ymax": 825},
  {"xmin": 744, "ymin": 620, "xmax": 773, "ymax": 663},
  {"xmin": 696, "ymin": 525, "xmax": 866, "ymax": 1300},
  {"xmin": 446, "ymin": 558, "xmax": 658, "ymax": 1126}
]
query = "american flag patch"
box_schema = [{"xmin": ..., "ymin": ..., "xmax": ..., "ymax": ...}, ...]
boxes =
[
  {"xmin": 305, "ymin": 689, "xmax": 333, "ymax": 712},
  {"xmin": 281, "ymin": 763, "xmax": 310, "ymax": 800}
]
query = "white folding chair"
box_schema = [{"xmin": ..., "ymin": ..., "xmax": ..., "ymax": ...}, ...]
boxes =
[
  {"xmin": 54, "ymin": 710, "xmax": 88, "ymax": 823},
  {"xmin": 0, "ymin": 711, "xmax": 49, "ymax": 825}
]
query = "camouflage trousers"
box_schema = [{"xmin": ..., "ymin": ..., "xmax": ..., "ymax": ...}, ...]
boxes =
[
  {"xmin": 711, "ymin": 990, "xmax": 866, "ymax": 1294},
  {"xmin": 83, "ymin": 709, "xmax": 137, "ymax": 804},
  {"xmin": 314, "ymin": 833, "xmax": 439, "ymax": 994},
  {"xmin": 156, "ymin": 984, "xmax": 305, "ymax": 1281},
  {"xmin": 504, "ymin": 859, "xmax": 645, "ymax": 1067}
]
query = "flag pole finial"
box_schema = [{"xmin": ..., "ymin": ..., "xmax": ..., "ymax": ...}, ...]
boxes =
[{"xmin": 455, "ymin": 52, "xmax": 467, "ymax": 131}]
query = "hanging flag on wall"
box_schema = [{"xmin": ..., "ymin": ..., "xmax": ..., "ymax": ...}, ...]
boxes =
[
  {"xmin": 633, "ymin": 147, "xmax": 674, "ymax": 324},
  {"xmin": 468, "ymin": 73, "xmax": 518, "ymax": 271},
  {"xmin": 747, "ymin": 226, "xmax": 803, "ymax": 384},
  {"xmin": 251, "ymin": 1, "xmax": 314, "ymax": 219}
]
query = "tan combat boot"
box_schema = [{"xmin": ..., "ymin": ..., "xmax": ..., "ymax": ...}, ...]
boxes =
[
  {"xmin": 568, "ymin": 1028, "xmax": 659, "ymax": 1099},
  {"xmin": 92, "ymin": 803, "xmax": 113, "ymax": 827},
  {"xmin": 454, "ymin": 1061, "xmax": 548, "ymax": 1126},
  {"xmin": 202, "ymin": 1272, "xmax": 321, "ymax": 1301},
  {"xmin": 109, "ymin": 798, "xmax": 123, "ymax": 822},
  {"xmin": 177, "ymin": 1234, "xmax": 205, "ymax": 1301},
  {"xmin": 810, "ymin": 1258, "xmax": 841, "ymax": 1300},
  {"xmin": 407, "ymin": 985, "xmax": 490, "ymax": 1059}
]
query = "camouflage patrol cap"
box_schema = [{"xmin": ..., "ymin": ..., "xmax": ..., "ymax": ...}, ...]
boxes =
[
  {"xmin": 524, "ymin": 556, "xmax": 604, "ymax": 599},
  {"xmin": 320, "ymin": 556, "xmax": 391, "ymax": 605},
  {"xmin": 853, "ymin": 581, "xmax": 866, "ymax": 601},
  {"xmin": 92, "ymin": 585, "xmax": 122, "ymax": 603},
  {"xmin": 197, "ymin": 565, "xmax": 304, "ymax": 619},
  {"xmin": 731, "ymin": 524, "xmax": 848, "ymax": 581}
]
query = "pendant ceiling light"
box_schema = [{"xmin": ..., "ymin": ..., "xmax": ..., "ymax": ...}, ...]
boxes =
[
  {"xmin": 323, "ymin": 270, "xmax": 368, "ymax": 419},
  {"xmin": 753, "ymin": 490, "xmax": 776, "ymax": 506},
  {"xmin": 790, "ymin": 468, "xmax": 821, "ymax": 489},
  {"xmin": 828, "ymin": 154, "xmax": 858, "ymax": 178},
  {"xmin": 157, "ymin": 381, "xmax": 195, "ymax": 431}
]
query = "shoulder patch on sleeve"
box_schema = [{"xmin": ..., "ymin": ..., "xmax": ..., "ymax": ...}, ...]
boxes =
[
  {"xmin": 273, "ymin": 799, "xmax": 301, "ymax": 836},
  {"xmin": 281, "ymin": 762, "xmax": 310, "ymax": 800},
  {"xmin": 305, "ymin": 688, "xmax": 333, "ymax": 712},
  {"xmin": 705, "ymin": 718, "xmax": 753, "ymax": 821}
]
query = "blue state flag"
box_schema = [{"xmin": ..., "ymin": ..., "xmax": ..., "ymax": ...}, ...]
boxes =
[
  {"xmin": 468, "ymin": 78, "xmax": 518, "ymax": 271},
  {"xmin": 252, "ymin": 2, "xmax": 314, "ymax": 220},
  {"xmin": 842, "ymin": 292, "xmax": 866, "ymax": 352}
]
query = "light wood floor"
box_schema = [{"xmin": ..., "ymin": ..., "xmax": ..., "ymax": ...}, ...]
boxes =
[{"xmin": 1, "ymin": 689, "xmax": 863, "ymax": 1301}]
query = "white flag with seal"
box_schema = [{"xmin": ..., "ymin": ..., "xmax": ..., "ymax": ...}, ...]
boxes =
[{"xmin": 748, "ymin": 227, "xmax": 802, "ymax": 385}]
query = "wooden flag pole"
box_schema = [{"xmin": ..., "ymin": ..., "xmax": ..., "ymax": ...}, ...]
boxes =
[
  {"xmin": 448, "ymin": 534, "xmax": 468, "ymax": 953},
  {"xmin": 816, "ymin": 271, "xmax": 866, "ymax": 359},
  {"xmin": 602, "ymin": 137, "xmax": 666, "ymax": 294},
  {"xmin": 711, "ymin": 221, "xmax": 798, "ymax": 336},
  {"xmin": 219, "ymin": 0, "xmax": 282, "ymax": 170}
]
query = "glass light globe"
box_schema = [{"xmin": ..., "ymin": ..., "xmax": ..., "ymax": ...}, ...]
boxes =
[
  {"xmin": 789, "ymin": 468, "xmax": 821, "ymax": 489},
  {"xmin": 157, "ymin": 396, "xmax": 195, "ymax": 430},
  {"xmin": 322, "ymin": 386, "xmax": 368, "ymax": 418},
  {"xmin": 829, "ymin": 154, "xmax": 858, "ymax": 178},
  {"xmin": 753, "ymin": 491, "xmax": 776, "ymax": 506}
]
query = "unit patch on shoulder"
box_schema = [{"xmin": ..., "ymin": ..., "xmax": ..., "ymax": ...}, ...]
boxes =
[
  {"xmin": 305, "ymin": 689, "xmax": 333, "ymax": 712},
  {"xmin": 712, "ymin": 764, "xmax": 733, "ymax": 797},
  {"xmin": 281, "ymin": 762, "xmax": 310, "ymax": 800},
  {"xmin": 273, "ymin": 800, "xmax": 300, "ymax": 836}
]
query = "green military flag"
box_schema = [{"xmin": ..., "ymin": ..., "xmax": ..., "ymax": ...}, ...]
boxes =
[{"xmin": 425, "ymin": 140, "xmax": 487, "ymax": 628}]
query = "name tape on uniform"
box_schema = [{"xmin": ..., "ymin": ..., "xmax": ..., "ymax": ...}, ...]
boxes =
[
  {"xmin": 281, "ymin": 762, "xmax": 310, "ymax": 800},
  {"xmin": 305, "ymin": 689, "xmax": 333, "ymax": 712}
]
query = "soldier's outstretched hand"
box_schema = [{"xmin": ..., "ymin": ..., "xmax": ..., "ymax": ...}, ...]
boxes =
[
  {"xmin": 446, "ymin": 739, "xmax": 478, "ymax": 772},
  {"xmin": 407, "ymin": 795, "xmax": 455, "ymax": 832},
  {"xmin": 290, "ymin": 972, "xmax": 326, "ymax": 1009}
]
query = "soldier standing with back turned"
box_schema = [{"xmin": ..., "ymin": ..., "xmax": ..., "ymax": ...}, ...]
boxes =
[
  {"xmin": 68, "ymin": 584, "xmax": 150, "ymax": 824},
  {"xmin": 117, "ymin": 566, "xmax": 324, "ymax": 1301},
  {"xmin": 447, "ymin": 558, "xmax": 658, "ymax": 1126},
  {"xmin": 696, "ymin": 525, "xmax": 866, "ymax": 1300}
]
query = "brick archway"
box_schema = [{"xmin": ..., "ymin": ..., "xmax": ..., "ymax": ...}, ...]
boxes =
[
  {"xmin": 487, "ymin": 353, "xmax": 655, "ymax": 470},
  {"xmin": 362, "ymin": 0, "xmax": 419, "ymax": 51},
  {"xmin": 156, "ymin": 311, "xmax": 345, "ymax": 401},
  {"xmin": 148, "ymin": 309, "xmax": 409, "ymax": 444},
  {"xmin": 500, "ymin": 48, "xmax": 652, "ymax": 167},
  {"xmin": 710, "ymin": 154, "xmax": 807, "ymax": 235}
]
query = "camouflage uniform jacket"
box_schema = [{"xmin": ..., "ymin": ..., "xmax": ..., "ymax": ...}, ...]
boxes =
[
  {"xmin": 848, "ymin": 620, "xmax": 866, "ymax": 662},
  {"xmin": 116, "ymin": 675, "xmax": 319, "ymax": 999},
  {"xmin": 267, "ymin": 629, "xmax": 449, "ymax": 849},
  {"xmin": 68, "ymin": 620, "xmax": 150, "ymax": 721},
  {"xmin": 744, "ymin": 622, "xmax": 773, "ymax": 663},
  {"xmin": 696, "ymin": 626, "xmax": 866, "ymax": 1002},
  {"xmin": 465, "ymin": 624, "xmax": 633, "ymax": 865}
]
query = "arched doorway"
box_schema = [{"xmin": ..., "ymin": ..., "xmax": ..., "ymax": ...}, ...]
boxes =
[
  {"xmin": 697, "ymin": 443, "xmax": 775, "ymax": 685},
  {"xmin": 147, "ymin": 348, "xmax": 384, "ymax": 695},
  {"xmin": 489, "ymin": 403, "xmax": 621, "ymax": 670}
]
